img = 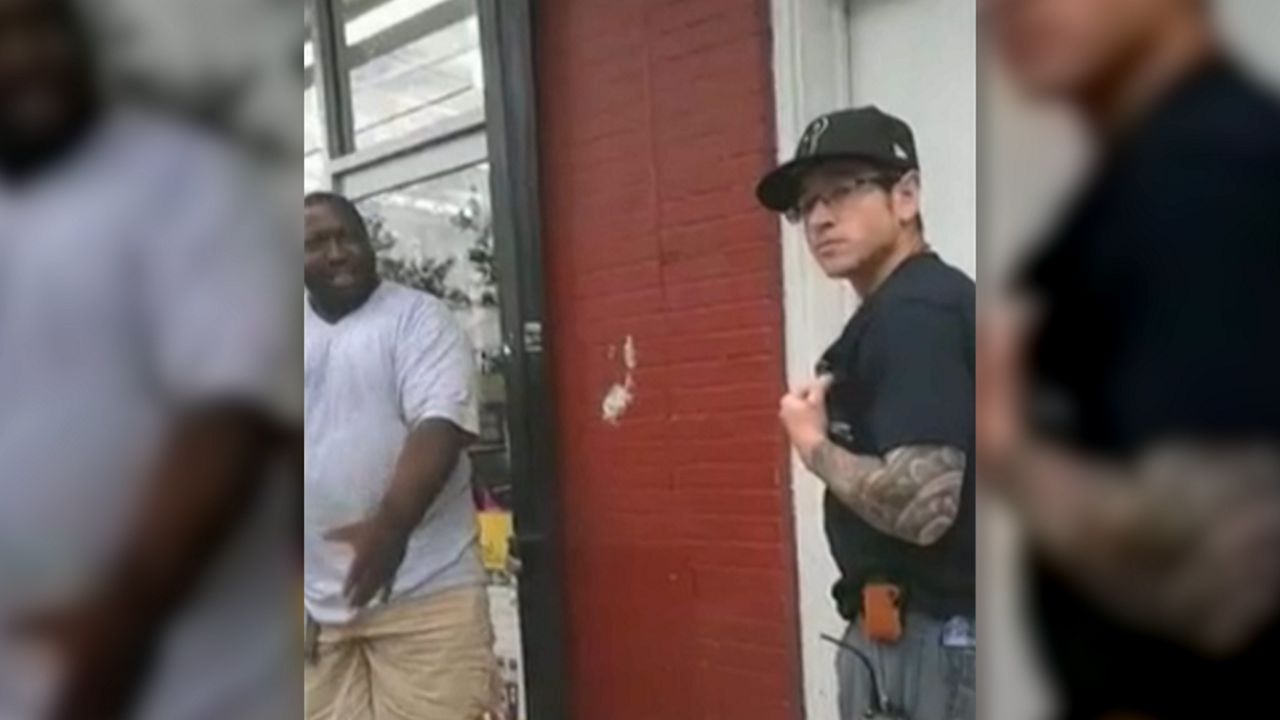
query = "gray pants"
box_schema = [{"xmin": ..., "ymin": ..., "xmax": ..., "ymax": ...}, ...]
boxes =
[{"xmin": 836, "ymin": 613, "xmax": 975, "ymax": 720}]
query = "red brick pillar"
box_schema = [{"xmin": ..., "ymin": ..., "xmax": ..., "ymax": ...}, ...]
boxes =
[{"xmin": 535, "ymin": 0, "xmax": 802, "ymax": 717}]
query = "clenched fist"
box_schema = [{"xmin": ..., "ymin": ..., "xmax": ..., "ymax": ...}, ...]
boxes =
[{"xmin": 779, "ymin": 374, "xmax": 835, "ymax": 456}]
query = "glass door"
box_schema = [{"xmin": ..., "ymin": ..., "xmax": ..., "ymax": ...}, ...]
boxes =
[
  {"xmin": 341, "ymin": 159, "xmax": 527, "ymax": 720},
  {"xmin": 309, "ymin": 1, "xmax": 559, "ymax": 716}
]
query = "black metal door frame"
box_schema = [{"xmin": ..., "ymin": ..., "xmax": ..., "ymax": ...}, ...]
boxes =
[{"xmin": 476, "ymin": 1, "xmax": 569, "ymax": 719}]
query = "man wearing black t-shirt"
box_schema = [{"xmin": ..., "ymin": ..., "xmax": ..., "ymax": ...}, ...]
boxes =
[
  {"xmin": 983, "ymin": 0, "xmax": 1280, "ymax": 717},
  {"xmin": 759, "ymin": 108, "xmax": 976, "ymax": 720}
]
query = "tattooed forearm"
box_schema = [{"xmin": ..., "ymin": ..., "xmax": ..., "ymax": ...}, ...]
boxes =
[
  {"xmin": 1005, "ymin": 441, "xmax": 1280, "ymax": 654},
  {"xmin": 803, "ymin": 442, "xmax": 966, "ymax": 545}
]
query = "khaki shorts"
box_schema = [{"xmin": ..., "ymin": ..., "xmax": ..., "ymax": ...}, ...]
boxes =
[{"xmin": 304, "ymin": 584, "xmax": 499, "ymax": 720}]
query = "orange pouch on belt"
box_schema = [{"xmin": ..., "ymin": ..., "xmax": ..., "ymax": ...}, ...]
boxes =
[{"xmin": 862, "ymin": 583, "xmax": 903, "ymax": 644}]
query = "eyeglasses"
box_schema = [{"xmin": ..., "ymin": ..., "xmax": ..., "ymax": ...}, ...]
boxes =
[{"xmin": 786, "ymin": 175, "xmax": 892, "ymax": 224}]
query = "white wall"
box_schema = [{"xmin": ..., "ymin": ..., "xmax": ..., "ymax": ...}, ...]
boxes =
[
  {"xmin": 847, "ymin": 0, "xmax": 977, "ymax": 278},
  {"xmin": 770, "ymin": 1, "xmax": 976, "ymax": 718}
]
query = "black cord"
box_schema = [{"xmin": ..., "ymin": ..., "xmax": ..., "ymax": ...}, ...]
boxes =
[{"xmin": 820, "ymin": 633, "xmax": 904, "ymax": 718}]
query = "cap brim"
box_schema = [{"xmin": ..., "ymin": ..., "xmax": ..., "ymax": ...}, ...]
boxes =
[
  {"xmin": 755, "ymin": 154, "xmax": 915, "ymax": 213},
  {"xmin": 755, "ymin": 157, "xmax": 822, "ymax": 213}
]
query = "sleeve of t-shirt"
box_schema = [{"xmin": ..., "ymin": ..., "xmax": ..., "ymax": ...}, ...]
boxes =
[
  {"xmin": 394, "ymin": 297, "xmax": 480, "ymax": 435},
  {"xmin": 143, "ymin": 143, "xmax": 295, "ymax": 417},
  {"xmin": 858, "ymin": 299, "xmax": 973, "ymax": 454}
]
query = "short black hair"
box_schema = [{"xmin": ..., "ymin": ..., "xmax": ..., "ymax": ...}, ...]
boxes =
[{"xmin": 305, "ymin": 191, "xmax": 370, "ymax": 244}]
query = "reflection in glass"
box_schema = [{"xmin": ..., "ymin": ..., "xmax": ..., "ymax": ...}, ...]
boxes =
[
  {"xmin": 357, "ymin": 164, "xmax": 508, "ymax": 510},
  {"xmin": 305, "ymin": 84, "xmax": 326, "ymax": 191},
  {"xmin": 305, "ymin": 6, "xmax": 326, "ymax": 191},
  {"xmin": 305, "ymin": 149, "xmax": 324, "ymax": 193},
  {"xmin": 353, "ymin": 124, "xmax": 522, "ymax": 720},
  {"xmin": 343, "ymin": 0, "xmax": 486, "ymax": 150}
]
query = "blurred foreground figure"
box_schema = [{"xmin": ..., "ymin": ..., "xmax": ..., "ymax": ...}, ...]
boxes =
[
  {"xmin": 0, "ymin": 0, "xmax": 294, "ymax": 718},
  {"xmin": 303, "ymin": 193, "xmax": 499, "ymax": 720},
  {"xmin": 982, "ymin": 0, "xmax": 1280, "ymax": 717}
]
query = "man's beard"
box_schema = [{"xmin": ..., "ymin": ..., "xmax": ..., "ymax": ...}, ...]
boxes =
[
  {"xmin": 0, "ymin": 90, "xmax": 100, "ymax": 181},
  {"xmin": 306, "ymin": 273, "xmax": 380, "ymax": 321}
]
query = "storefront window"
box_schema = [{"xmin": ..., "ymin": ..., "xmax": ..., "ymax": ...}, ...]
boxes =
[
  {"xmin": 305, "ymin": 87, "xmax": 325, "ymax": 191},
  {"xmin": 342, "ymin": 0, "xmax": 486, "ymax": 150},
  {"xmin": 356, "ymin": 166, "xmax": 527, "ymax": 719},
  {"xmin": 304, "ymin": 5, "xmax": 326, "ymax": 190},
  {"xmin": 306, "ymin": 3, "xmax": 529, "ymax": 714}
]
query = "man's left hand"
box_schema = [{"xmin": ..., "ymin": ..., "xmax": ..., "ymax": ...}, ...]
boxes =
[
  {"xmin": 325, "ymin": 513, "xmax": 410, "ymax": 609},
  {"xmin": 779, "ymin": 374, "xmax": 834, "ymax": 458}
]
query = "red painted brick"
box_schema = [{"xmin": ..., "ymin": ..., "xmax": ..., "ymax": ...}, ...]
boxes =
[
  {"xmin": 653, "ymin": 75, "xmax": 771, "ymax": 122},
  {"xmin": 677, "ymin": 511, "xmax": 782, "ymax": 543},
  {"xmin": 661, "ymin": 186, "xmax": 770, "ymax": 228},
  {"xmin": 574, "ymin": 260, "xmax": 663, "ymax": 299},
  {"xmin": 673, "ymin": 463, "xmax": 781, "ymax": 489},
  {"xmin": 705, "ymin": 588, "xmax": 787, "ymax": 624},
  {"xmin": 689, "ymin": 542, "xmax": 789, "ymax": 570},
  {"xmin": 678, "ymin": 487, "xmax": 784, "ymax": 516},
  {"xmin": 669, "ymin": 382, "xmax": 779, "ymax": 414},
  {"xmin": 664, "ymin": 272, "xmax": 779, "ymax": 310},
  {"xmin": 579, "ymin": 288, "xmax": 664, "ymax": 322},
  {"xmin": 664, "ymin": 437, "xmax": 779, "ymax": 467},
  {"xmin": 661, "ymin": 243, "xmax": 777, "ymax": 283},
  {"xmin": 651, "ymin": 5, "xmax": 766, "ymax": 61},
  {"xmin": 662, "ymin": 357, "xmax": 778, "ymax": 388},
  {"xmin": 665, "ymin": 412, "xmax": 777, "ymax": 441},
  {"xmin": 660, "ymin": 212, "xmax": 774, "ymax": 256},
  {"xmin": 659, "ymin": 327, "xmax": 778, "ymax": 364},
  {"xmin": 663, "ymin": 303, "xmax": 780, "ymax": 339},
  {"xmin": 714, "ymin": 671, "xmax": 795, "ymax": 719},
  {"xmin": 655, "ymin": 94, "xmax": 773, "ymax": 145},
  {"xmin": 649, "ymin": 0, "xmax": 758, "ymax": 34},
  {"xmin": 697, "ymin": 639, "xmax": 790, "ymax": 676},
  {"xmin": 539, "ymin": 0, "xmax": 799, "ymax": 716},
  {"xmin": 696, "ymin": 567, "xmax": 787, "ymax": 597}
]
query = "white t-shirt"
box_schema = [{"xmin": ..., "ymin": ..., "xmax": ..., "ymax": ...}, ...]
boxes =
[
  {"xmin": 0, "ymin": 111, "xmax": 297, "ymax": 719},
  {"xmin": 304, "ymin": 281, "xmax": 483, "ymax": 625}
]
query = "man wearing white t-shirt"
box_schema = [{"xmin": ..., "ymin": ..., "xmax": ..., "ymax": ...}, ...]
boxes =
[
  {"xmin": 303, "ymin": 192, "xmax": 498, "ymax": 720},
  {"xmin": 0, "ymin": 1, "xmax": 296, "ymax": 718}
]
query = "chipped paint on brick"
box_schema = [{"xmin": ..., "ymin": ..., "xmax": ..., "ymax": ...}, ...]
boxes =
[{"xmin": 601, "ymin": 335, "xmax": 637, "ymax": 425}]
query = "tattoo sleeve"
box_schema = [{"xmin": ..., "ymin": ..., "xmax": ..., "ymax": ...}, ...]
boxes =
[
  {"xmin": 1005, "ymin": 441, "xmax": 1280, "ymax": 653},
  {"xmin": 803, "ymin": 441, "xmax": 967, "ymax": 545}
]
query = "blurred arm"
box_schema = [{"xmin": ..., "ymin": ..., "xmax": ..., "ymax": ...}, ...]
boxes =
[
  {"xmin": 108, "ymin": 406, "xmax": 279, "ymax": 618},
  {"xmin": 39, "ymin": 404, "xmax": 283, "ymax": 720},
  {"xmin": 1004, "ymin": 440, "xmax": 1280, "ymax": 654},
  {"xmin": 46, "ymin": 149, "xmax": 299, "ymax": 716}
]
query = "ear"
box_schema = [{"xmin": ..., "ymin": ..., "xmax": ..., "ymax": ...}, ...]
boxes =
[{"xmin": 891, "ymin": 170, "xmax": 922, "ymax": 228}]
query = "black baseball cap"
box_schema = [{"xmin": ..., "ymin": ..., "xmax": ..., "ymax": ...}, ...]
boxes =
[{"xmin": 756, "ymin": 106, "xmax": 919, "ymax": 213}]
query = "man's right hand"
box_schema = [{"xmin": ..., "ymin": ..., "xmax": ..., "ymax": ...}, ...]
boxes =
[{"xmin": 324, "ymin": 514, "xmax": 410, "ymax": 609}]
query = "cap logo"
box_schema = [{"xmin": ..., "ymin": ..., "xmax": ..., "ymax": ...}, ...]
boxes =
[
  {"xmin": 800, "ymin": 116, "xmax": 830, "ymax": 157},
  {"xmin": 893, "ymin": 143, "xmax": 909, "ymax": 161}
]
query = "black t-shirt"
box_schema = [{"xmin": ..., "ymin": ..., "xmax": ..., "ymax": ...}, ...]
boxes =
[
  {"xmin": 820, "ymin": 252, "xmax": 976, "ymax": 621},
  {"xmin": 1018, "ymin": 60, "xmax": 1280, "ymax": 716}
]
